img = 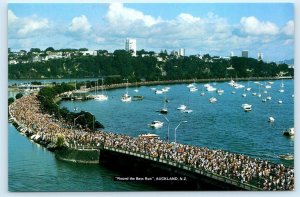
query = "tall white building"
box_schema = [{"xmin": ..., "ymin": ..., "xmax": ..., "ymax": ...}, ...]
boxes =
[
  {"xmin": 179, "ymin": 48, "xmax": 185, "ymax": 56},
  {"xmin": 258, "ymin": 52, "xmax": 263, "ymax": 61},
  {"xmin": 125, "ymin": 38, "xmax": 137, "ymax": 56}
]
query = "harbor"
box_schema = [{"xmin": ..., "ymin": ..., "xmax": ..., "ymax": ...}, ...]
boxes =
[{"xmin": 8, "ymin": 78, "xmax": 294, "ymax": 191}]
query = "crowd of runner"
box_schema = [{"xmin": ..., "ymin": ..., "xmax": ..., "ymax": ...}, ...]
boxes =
[{"xmin": 9, "ymin": 93, "xmax": 294, "ymax": 191}]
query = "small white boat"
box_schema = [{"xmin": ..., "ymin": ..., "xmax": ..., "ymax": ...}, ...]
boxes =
[
  {"xmin": 278, "ymin": 100, "xmax": 283, "ymax": 104},
  {"xmin": 283, "ymin": 128, "xmax": 294, "ymax": 136},
  {"xmin": 134, "ymin": 89, "xmax": 139, "ymax": 93},
  {"xmin": 149, "ymin": 121, "xmax": 164, "ymax": 129},
  {"xmin": 121, "ymin": 93, "xmax": 132, "ymax": 102},
  {"xmin": 217, "ymin": 89, "xmax": 224, "ymax": 94},
  {"xmin": 155, "ymin": 90, "xmax": 164, "ymax": 94},
  {"xmin": 182, "ymin": 109, "xmax": 193, "ymax": 113},
  {"xmin": 187, "ymin": 83, "xmax": 195, "ymax": 88},
  {"xmin": 177, "ymin": 104, "xmax": 187, "ymax": 110},
  {"xmin": 209, "ymin": 97, "xmax": 217, "ymax": 103},
  {"xmin": 265, "ymin": 85, "xmax": 272, "ymax": 89},
  {"xmin": 257, "ymin": 94, "xmax": 262, "ymax": 98},
  {"xmin": 139, "ymin": 133, "xmax": 160, "ymax": 139},
  {"xmin": 263, "ymin": 90, "xmax": 268, "ymax": 94},
  {"xmin": 266, "ymin": 96, "xmax": 272, "ymax": 100},
  {"xmin": 231, "ymin": 91, "xmax": 236, "ymax": 94},
  {"xmin": 206, "ymin": 86, "xmax": 216, "ymax": 92},
  {"xmin": 268, "ymin": 81, "xmax": 274, "ymax": 84},
  {"xmin": 95, "ymin": 94, "xmax": 108, "ymax": 101},
  {"xmin": 200, "ymin": 92, "xmax": 205, "ymax": 96},
  {"xmin": 252, "ymin": 92, "xmax": 257, "ymax": 96},
  {"xmin": 242, "ymin": 93, "xmax": 247, "ymax": 97},
  {"xmin": 162, "ymin": 87, "xmax": 170, "ymax": 92},
  {"xmin": 159, "ymin": 108, "xmax": 168, "ymax": 114},
  {"xmin": 190, "ymin": 87, "xmax": 198, "ymax": 92},
  {"xmin": 268, "ymin": 117, "xmax": 275, "ymax": 122},
  {"xmin": 241, "ymin": 104, "xmax": 252, "ymax": 112},
  {"xmin": 150, "ymin": 87, "xmax": 156, "ymax": 91},
  {"xmin": 246, "ymin": 87, "xmax": 251, "ymax": 91},
  {"xmin": 262, "ymin": 98, "xmax": 267, "ymax": 102},
  {"xmin": 279, "ymin": 89, "xmax": 284, "ymax": 93},
  {"xmin": 279, "ymin": 154, "xmax": 294, "ymax": 160}
]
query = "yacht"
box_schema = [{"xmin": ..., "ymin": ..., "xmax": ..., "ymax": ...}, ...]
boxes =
[
  {"xmin": 279, "ymin": 154, "xmax": 294, "ymax": 160},
  {"xmin": 182, "ymin": 109, "xmax": 193, "ymax": 113},
  {"xmin": 190, "ymin": 87, "xmax": 198, "ymax": 92},
  {"xmin": 266, "ymin": 96, "xmax": 272, "ymax": 100},
  {"xmin": 177, "ymin": 104, "xmax": 187, "ymax": 110},
  {"xmin": 139, "ymin": 133, "xmax": 160, "ymax": 139},
  {"xmin": 268, "ymin": 117, "xmax": 275, "ymax": 122},
  {"xmin": 121, "ymin": 93, "xmax": 131, "ymax": 102},
  {"xmin": 278, "ymin": 100, "xmax": 283, "ymax": 104},
  {"xmin": 149, "ymin": 121, "xmax": 164, "ymax": 129},
  {"xmin": 94, "ymin": 79, "xmax": 108, "ymax": 101},
  {"xmin": 121, "ymin": 79, "xmax": 132, "ymax": 102},
  {"xmin": 155, "ymin": 90, "xmax": 164, "ymax": 94},
  {"xmin": 206, "ymin": 86, "xmax": 216, "ymax": 92},
  {"xmin": 241, "ymin": 104, "xmax": 252, "ymax": 112},
  {"xmin": 265, "ymin": 85, "xmax": 272, "ymax": 89},
  {"xmin": 246, "ymin": 87, "xmax": 251, "ymax": 91},
  {"xmin": 283, "ymin": 128, "xmax": 294, "ymax": 136},
  {"xmin": 217, "ymin": 89, "xmax": 224, "ymax": 94},
  {"xmin": 209, "ymin": 97, "xmax": 217, "ymax": 103}
]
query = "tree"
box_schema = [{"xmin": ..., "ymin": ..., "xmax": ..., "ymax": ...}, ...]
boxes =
[
  {"xmin": 56, "ymin": 134, "xmax": 66, "ymax": 148},
  {"xmin": 8, "ymin": 97, "xmax": 14, "ymax": 105},
  {"xmin": 15, "ymin": 93, "xmax": 23, "ymax": 99},
  {"xmin": 45, "ymin": 47, "xmax": 55, "ymax": 52},
  {"xmin": 30, "ymin": 48, "xmax": 41, "ymax": 53}
]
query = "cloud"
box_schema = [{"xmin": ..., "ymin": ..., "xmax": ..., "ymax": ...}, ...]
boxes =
[
  {"xmin": 17, "ymin": 17, "xmax": 49, "ymax": 36},
  {"xmin": 282, "ymin": 20, "xmax": 294, "ymax": 36},
  {"xmin": 8, "ymin": 9, "xmax": 18, "ymax": 25},
  {"xmin": 8, "ymin": 10, "xmax": 49, "ymax": 38},
  {"xmin": 105, "ymin": 3, "xmax": 160, "ymax": 28},
  {"xmin": 240, "ymin": 16, "xmax": 279, "ymax": 35},
  {"xmin": 68, "ymin": 15, "xmax": 91, "ymax": 33}
]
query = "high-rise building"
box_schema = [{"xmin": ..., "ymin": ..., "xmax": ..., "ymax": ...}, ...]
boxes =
[
  {"xmin": 125, "ymin": 38, "xmax": 137, "ymax": 56},
  {"xmin": 258, "ymin": 52, "xmax": 263, "ymax": 61},
  {"xmin": 178, "ymin": 48, "xmax": 185, "ymax": 56},
  {"xmin": 242, "ymin": 50, "xmax": 248, "ymax": 58}
]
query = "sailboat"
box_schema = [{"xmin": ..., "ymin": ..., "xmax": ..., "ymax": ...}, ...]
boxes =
[
  {"xmin": 159, "ymin": 93, "xmax": 168, "ymax": 114},
  {"xmin": 95, "ymin": 78, "xmax": 108, "ymax": 101},
  {"xmin": 121, "ymin": 79, "xmax": 132, "ymax": 102}
]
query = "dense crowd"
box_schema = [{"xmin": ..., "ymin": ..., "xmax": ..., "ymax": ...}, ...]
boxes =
[{"xmin": 9, "ymin": 94, "xmax": 294, "ymax": 191}]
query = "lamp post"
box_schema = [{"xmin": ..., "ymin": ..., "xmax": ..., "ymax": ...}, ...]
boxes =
[
  {"xmin": 174, "ymin": 121, "xmax": 188, "ymax": 150},
  {"xmin": 160, "ymin": 114, "xmax": 170, "ymax": 142},
  {"xmin": 73, "ymin": 114, "xmax": 84, "ymax": 132}
]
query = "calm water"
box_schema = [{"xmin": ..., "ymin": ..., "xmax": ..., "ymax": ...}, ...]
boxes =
[{"xmin": 8, "ymin": 79, "xmax": 294, "ymax": 191}]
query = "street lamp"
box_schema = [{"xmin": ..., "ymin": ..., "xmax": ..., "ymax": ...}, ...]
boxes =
[
  {"xmin": 160, "ymin": 114, "xmax": 170, "ymax": 142},
  {"xmin": 174, "ymin": 121, "xmax": 188, "ymax": 150}
]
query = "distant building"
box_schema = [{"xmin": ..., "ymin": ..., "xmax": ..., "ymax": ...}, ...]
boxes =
[
  {"xmin": 230, "ymin": 51, "xmax": 234, "ymax": 57},
  {"xmin": 82, "ymin": 50, "xmax": 97, "ymax": 56},
  {"xmin": 178, "ymin": 48, "xmax": 185, "ymax": 56},
  {"xmin": 125, "ymin": 38, "xmax": 137, "ymax": 56},
  {"xmin": 258, "ymin": 52, "xmax": 263, "ymax": 61},
  {"xmin": 242, "ymin": 50, "xmax": 248, "ymax": 58}
]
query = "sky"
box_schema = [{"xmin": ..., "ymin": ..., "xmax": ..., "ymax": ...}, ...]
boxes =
[{"xmin": 8, "ymin": 3, "xmax": 294, "ymax": 62}]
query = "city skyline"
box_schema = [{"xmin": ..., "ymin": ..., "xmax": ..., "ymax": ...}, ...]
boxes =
[{"xmin": 8, "ymin": 3, "xmax": 294, "ymax": 61}]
